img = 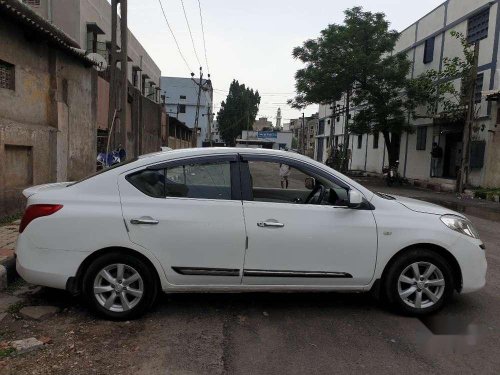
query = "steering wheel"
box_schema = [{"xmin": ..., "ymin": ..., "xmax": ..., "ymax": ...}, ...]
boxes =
[{"xmin": 305, "ymin": 184, "xmax": 326, "ymax": 205}]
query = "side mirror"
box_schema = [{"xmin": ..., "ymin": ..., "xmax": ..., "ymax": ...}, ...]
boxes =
[
  {"xmin": 304, "ymin": 177, "xmax": 316, "ymax": 190},
  {"xmin": 348, "ymin": 190, "xmax": 363, "ymax": 208}
]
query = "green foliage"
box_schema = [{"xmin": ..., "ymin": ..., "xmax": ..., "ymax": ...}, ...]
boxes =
[
  {"xmin": 216, "ymin": 80, "xmax": 261, "ymax": 146},
  {"xmin": 411, "ymin": 31, "xmax": 476, "ymax": 122},
  {"xmin": 291, "ymin": 6, "xmax": 418, "ymax": 166},
  {"xmin": 0, "ymin": 347, "xmax": 15, "ymax": 358}
]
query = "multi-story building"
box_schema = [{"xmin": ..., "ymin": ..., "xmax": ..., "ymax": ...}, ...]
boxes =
[
  {"xmin": 344, "ymin": 0, "xmax": 500, "ymax": 189},
  {"xmin": 1, "ymin": 0, "xmax": 99, "ymax": 216},
  {"xmin": 19, "ymin": 0, "xmax": 161, "ymax": 99},
  {"xmin": 290, "ymin": 114, "xmax": 318, "ymax": 155},
  {"xmin": 160, "ymin": 76, "xmax": 213, "ymax": 148},
  {"xmin": 253, "ymin": 117, "xmax": 273, "ymax": 131}
]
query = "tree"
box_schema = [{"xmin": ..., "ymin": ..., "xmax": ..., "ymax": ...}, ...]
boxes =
[
  {"xmin": 290, "ymin": 7, "xmax": 417, "ymax": 168},
  {"xmin": 216, "ymin": 80, "xmax": 261, "ymax": 146}
]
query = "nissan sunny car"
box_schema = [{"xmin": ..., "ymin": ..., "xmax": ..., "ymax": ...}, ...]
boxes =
[{"xmin": 16, "ymin": 148, "xmax": 487, "ymax": 319}]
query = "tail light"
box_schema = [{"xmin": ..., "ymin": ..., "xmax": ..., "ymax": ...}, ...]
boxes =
[{"xmin": 19, "ymin": 204, "xmax": 63, "ymax": 233}]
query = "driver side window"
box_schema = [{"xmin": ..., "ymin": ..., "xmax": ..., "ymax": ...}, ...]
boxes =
[{"xmin": 246, "ymin": 160, "xmax": 348, "ymax": 206}]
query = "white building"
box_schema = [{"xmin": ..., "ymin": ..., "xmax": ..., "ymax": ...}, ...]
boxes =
[
  {"xmin": 237, "ymin": 130, "xmax": 293, "ymax": 150},
  {"xmin": 160, "ymin": 76, "xmax": 213, "ymax": 148},
  {"xmin": 22, "ymin": 0, "xmax": 161, "ymax": 99},
  {"xmin": 319, "ymin": 0, "xmax": 500, "ymax": 189}
]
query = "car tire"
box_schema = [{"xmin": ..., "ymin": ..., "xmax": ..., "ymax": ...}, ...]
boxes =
[
  {"xmin": 82, "ymin": 252, "xmax": 158, "ymax": 320},
  {"xmin": 383, "ymin": 249, "xmax": 455, "ymax": 316}
]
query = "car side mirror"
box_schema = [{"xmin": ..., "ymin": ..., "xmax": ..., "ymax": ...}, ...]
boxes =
[
  {"xmin": 304, "ymin": 177, "xmax": 316, "ymax": 190},
  {"xmin": 348, "ymin": 190, "xmax": 363, "ymax": 208}
]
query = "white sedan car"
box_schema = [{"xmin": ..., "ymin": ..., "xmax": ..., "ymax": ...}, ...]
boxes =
[{"xmin": 16, "ymin": 148, "xmax": 487, "ymax": 319}]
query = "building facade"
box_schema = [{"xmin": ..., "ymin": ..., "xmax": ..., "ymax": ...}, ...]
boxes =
[
  {"xmin": 253, "ymin": 117, "xmax": 273, "ymax": 131},
  {"xmin": 290, "ymin": 114, "xmax": 318, "ymax": 158},
  {"xmin": 160, "ymin": 76, "xmax": 213, "ymax": 148},
  {"xmin": 237, "ymin": 130, "xmax": 293, "ymax": 150},
  {"xmin": 1, "ymin": 0, "xmax": 98, "ymax": 216},
  {"xmin": 344, "ymin": 0, "xmax": 500, "ymax": 189},
  {"xmin": 21, "ymin": 0, "xmax": 161, "ymax": 99}
]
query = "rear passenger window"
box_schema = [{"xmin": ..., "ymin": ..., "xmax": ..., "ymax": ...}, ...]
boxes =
[
  {"xmin": 165, "ymin": 162, "xmax": 231, "ymax": 200},
  {"xmin": 127, "ymin": 162, "xmax": 232, "ymax": 200},
  {"xmin": 127, "ymin": 169, "xmax": 165, "ymax": 198}
]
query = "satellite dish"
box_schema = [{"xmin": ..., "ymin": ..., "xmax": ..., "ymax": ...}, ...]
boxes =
[{"xmin": 86, "ymin": 53, "xmax": 108, "ymax": 72}]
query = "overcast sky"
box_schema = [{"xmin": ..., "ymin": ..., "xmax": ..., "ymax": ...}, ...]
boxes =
[{"xmin": 128, "ymin": 0, "xmax": 444, "ymax": 125}]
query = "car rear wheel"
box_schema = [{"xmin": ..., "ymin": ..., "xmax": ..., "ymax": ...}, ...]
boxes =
[
  {"xmin": 384, "ymin": 249, "xmax": 455, "ymax": 316},
  {"xmin": 82, "ymin": 252, "xmax": 158, "ymax": 320}
]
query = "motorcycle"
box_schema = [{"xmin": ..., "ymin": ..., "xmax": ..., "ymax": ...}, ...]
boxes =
[{"xmin": 383, "ymin": 161, "xmax": 406, "ymax": 187}]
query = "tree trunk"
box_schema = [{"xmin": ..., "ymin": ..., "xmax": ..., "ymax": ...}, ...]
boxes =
[{"xmin": 382, "ymin": 131, "xmax": 399, "ymax": 167}]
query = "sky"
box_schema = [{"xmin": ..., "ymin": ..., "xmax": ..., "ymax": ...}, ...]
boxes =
[{"xmin": 128, "ymin": 0, "xmax": 444, "ymax": 125}]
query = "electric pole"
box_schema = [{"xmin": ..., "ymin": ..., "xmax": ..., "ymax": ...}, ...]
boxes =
[
  {"xmin": 458, "ymin": 41, "xmax": 480, "ymax": 193},
  {"xmin": 301, "ymin": 112, "xmax": 306, "ymax": 155},
  {"xmin": 191, "ymin": 67, "xmax": 211, "ymax": 148},
  {"xmin": 107, "ymin": 0, "xmax": 128, "ymax": 161}
]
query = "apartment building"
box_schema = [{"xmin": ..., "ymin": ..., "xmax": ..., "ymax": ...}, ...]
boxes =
[
  {"xmin": 344, "ymin": 0, "xmax": 500, "ymax": 189},
  {"xmin": 160, "ymin": 76, "xmax": 213, "ymax": 148},
  {"xmin": 20, "ymin": 0, "xmax": 161, "ymax": 99}
]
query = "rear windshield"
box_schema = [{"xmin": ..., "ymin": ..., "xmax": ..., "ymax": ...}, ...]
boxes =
[{"xmin": 69, "ymin": 158, "xmax": 138, "ymax": 186}]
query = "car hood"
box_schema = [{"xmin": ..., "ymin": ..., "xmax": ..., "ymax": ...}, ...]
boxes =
[{"xmin": 390, "ymin": 195, "xmax": 465, "ymax": 217}]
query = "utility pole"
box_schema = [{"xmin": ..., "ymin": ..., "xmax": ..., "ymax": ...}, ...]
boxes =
[
  {"xmin": 458, "ymin": 41, "xmax": 480, "ymax": 193},
  {"xmin": 342, "ymin": 90, "xmax": 351, "ymax": 173},
  {"xmin": 191, "ymin": 67, "xmax": 211, "ymax": 148},
  {"xmin": 107, "ymin": 0, "xmax": 128, "ymax": 161},
  {"xmin": 301, "ymin": 112, "xmax": 306, "ymax": 155}
]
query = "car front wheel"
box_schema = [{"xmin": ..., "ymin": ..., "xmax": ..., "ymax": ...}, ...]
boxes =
[
  {"xmin": 82, "ymin": 252, "xmax": 158, "ymax": 320},
  {"xmin": 384, "ymin": 249, "xmax": 455, "ymax": 316}
]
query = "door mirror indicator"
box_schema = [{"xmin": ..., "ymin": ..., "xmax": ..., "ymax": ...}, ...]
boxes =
[
  {"xmin": 348, "ymin": 190, "xmax": 363, "ymax": 208},
  {"xmin": 305, "ymin": 177, "xmax": 316, "ymax": 190}
]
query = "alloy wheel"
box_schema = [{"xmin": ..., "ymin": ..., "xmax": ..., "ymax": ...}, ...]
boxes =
[
  {"xmin": 93, "ymin": 263, "xmax": 144, "ymax": 313},
  {"xmin": 397, "ymin": 261, "xmax": 445, "ymax": 309}
]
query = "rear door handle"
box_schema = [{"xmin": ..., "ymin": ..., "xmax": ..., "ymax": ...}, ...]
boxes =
[
  {"xmin": 257, "ymin": 221, "xmax": 285, "ymax": 228},
  {"xmin": 130, "ymin": 217, "xmax": 159, "ymax": 225}
]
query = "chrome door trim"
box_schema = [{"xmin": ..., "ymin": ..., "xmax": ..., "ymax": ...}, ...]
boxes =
[
  {"xmin": 243, "ymin": 269, "xmax": 353, "ymax": 278},
  {"xmin": 172, "ymin": 267, "xmax": 240, "ymax": 277}
]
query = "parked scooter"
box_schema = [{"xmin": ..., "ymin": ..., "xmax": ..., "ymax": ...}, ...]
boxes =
[{"xmin": 382, "ymin": 160, "xmax": 407, "ymax": 186}]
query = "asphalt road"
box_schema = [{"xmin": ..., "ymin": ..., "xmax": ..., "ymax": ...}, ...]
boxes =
[{"xmin": 3, "ymin": 178, "xmax": 500, "ymax": 374}]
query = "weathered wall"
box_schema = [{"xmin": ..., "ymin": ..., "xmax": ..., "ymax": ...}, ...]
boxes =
[{"xmin": 0, "ymin": 14, "xmax": 96, "ymax": 217}]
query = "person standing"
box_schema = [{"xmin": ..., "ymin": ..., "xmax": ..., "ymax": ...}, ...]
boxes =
[
  {"xmin": 279, "ymin": 163, "xmax": 291, "ymax": 189},
  {"xmin": 431, "ymin": 142, "xmax": 443, "ymax": 177}
]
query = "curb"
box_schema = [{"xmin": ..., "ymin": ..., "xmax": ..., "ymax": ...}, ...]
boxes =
[{"xmin": 0, "ymin": 255, "xmax": 18, "ymax": 290}]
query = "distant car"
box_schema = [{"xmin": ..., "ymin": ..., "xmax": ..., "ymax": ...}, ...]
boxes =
[{"xmin": 16, "ymin": 148, "xmax": 487, "ymax": 319}]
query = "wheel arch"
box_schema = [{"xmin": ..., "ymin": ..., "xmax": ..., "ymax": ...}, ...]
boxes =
[
  {"xmin": 66, "ymin": 246, "xmax": 163, "ymax": 295},
  {"xmin": 379, "ymin": 243, "xmax": 463, "ymax": 293}
]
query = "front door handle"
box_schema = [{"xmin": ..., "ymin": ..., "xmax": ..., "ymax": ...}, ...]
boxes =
[
  {"xmin": 130, "ymin": 217, "xmax": 159, "ymax": 225},
  {"xmin": 257, "ymin": 221, "xmax": 285, "ymax": 228}
]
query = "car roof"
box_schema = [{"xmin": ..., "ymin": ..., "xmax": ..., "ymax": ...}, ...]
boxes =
[{"xmin": 138, "ymin": 147, "xmax": 312, "ymax": 164}]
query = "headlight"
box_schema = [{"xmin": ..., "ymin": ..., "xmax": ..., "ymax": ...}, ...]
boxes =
[{"xmin": 440, "ymin": 215, "xmax": 480, "ymax": 239}]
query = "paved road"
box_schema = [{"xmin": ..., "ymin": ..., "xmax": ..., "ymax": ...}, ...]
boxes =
[{"xmin": 3, "ymin": 179, "xmax": 500, "ymax": 374}]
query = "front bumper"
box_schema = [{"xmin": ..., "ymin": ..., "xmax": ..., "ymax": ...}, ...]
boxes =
[{"xmin": 456, "ymin": 240, "xmax": 487, "ymax": 293}]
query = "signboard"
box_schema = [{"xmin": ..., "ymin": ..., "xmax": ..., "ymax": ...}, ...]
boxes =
[{"xmin": 257, "ymin": 131, "xmax": 277, "ymax": 139}]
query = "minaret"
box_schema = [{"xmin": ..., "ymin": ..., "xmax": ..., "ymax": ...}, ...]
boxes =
[{"xmin": 276, "ymin": 108, "xmax": 282, "ymax": 130}]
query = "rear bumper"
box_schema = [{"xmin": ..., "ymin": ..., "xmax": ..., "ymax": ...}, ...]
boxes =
[{"xmin": 15, "ymin": 234, "xmax": 86, "ymax": 290}]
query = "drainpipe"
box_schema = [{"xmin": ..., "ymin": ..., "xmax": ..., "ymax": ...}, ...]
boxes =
[{"xmin": 48, "ymin": 0, "xmax": 52, "ymax": 23}]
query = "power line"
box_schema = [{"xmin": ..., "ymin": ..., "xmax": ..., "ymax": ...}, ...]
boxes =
[
  {"xmin": 157, "ymin": 0, "xmax": 193, "ymax": 73},
  {"xmin": 197, "ymin": 0, "xmax": 210, "ymax": 75},
  {"xmin": 180, "ymin": 0, "xmax": 202, "ymax": 69}
]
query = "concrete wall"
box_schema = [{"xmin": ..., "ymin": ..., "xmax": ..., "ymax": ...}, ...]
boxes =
[{"xmin": 0, "ymin": 13, "xmax": 96, "ymax": 217}]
